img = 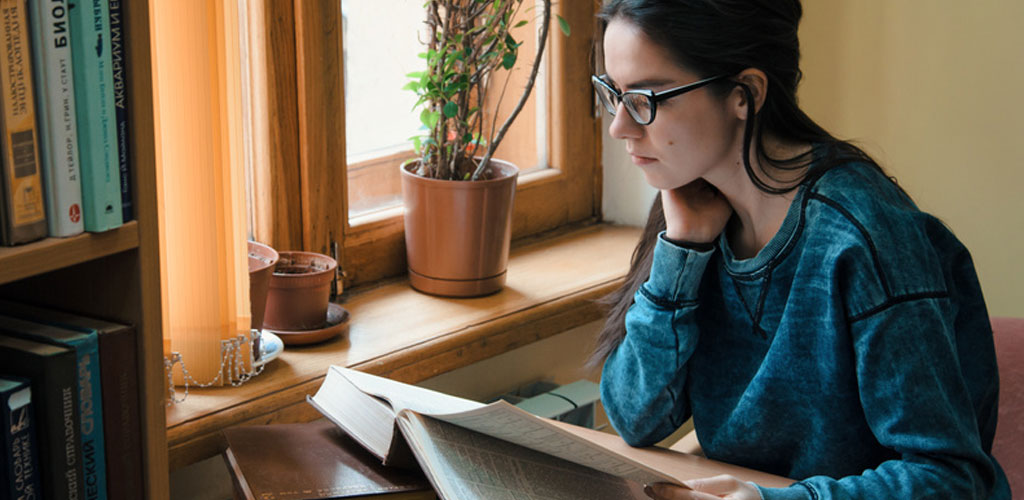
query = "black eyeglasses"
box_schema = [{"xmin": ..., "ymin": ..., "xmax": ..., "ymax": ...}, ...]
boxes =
[{"xmin": 591, "ymin": 73, "xmax": 730, "ymax": 125}]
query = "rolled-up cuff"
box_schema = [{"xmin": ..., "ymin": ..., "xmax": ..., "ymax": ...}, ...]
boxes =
[
  {"xmin": 756, "ymin": 483, "xmax": 813, "ymax": 500},
  {"xmin": 642, "ymin": 232, "xmax": 715, "ymax": 305}
]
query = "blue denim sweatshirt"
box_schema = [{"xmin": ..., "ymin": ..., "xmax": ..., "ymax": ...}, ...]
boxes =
[{"xmin": 600, "ymin": 161, "xmax": 1010, "ymax": 499}]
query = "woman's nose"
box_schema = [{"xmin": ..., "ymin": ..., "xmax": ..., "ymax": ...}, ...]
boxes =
[{"xmin": 607, "ymin": 103, "xmax": 643, "ymax": 140}]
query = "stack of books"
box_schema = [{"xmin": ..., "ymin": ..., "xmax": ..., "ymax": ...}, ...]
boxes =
[{"xmin": 0, "ymin": 299, "xmax": 143, "ymax": 500}]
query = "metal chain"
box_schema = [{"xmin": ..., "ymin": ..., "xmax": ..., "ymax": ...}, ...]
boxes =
[{"xmin": 164, "ymin": 329, "xmax": 265, "ymax": 406}]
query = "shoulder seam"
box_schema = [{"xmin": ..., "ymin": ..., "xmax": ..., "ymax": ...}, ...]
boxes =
[
  {"xmin": 806, "ymin": 192, "xmax": 893, "ymax": 298},
  {"xmin": 848, "ymin": 291, "xmax": 950, "ymax": 323}
]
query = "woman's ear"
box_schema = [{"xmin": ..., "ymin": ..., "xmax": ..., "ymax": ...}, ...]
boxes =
[{"xmin": 731, "ymin": 68, "xmax": 768, "ymax": 120}]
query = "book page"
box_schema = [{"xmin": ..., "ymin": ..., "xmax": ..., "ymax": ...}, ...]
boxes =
[
  {"xmin": 397, "ymin": 411, "xmax": 648, "ymax": 500},
  {"xmin": 431, "ymin": 401, "xmax": 677, "ymax": 485},
  {"xmin": 339, "ymin": 366, "xmax": 484, "ymax": 415},
  {"xmin": 309, "ymin": 367, "xmax": 399, "ymax": 460},
  {"xmin": 333, "ymin": 366, "xmax": 678, "ymax": 485}
]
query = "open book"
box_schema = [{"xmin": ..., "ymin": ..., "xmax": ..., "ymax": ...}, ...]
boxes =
[{"xmin": 308, "ymin": 366, "xmax": 685, "ymax": 500}]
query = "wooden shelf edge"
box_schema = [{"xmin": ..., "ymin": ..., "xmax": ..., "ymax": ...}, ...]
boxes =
[{"xmin": 0, "ymin": 222, "xmax": 140, "ymax": 285}]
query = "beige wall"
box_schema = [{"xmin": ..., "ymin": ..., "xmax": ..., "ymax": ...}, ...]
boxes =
[{"xmin": 799, "ymin": 2, "xmax": 1024, "ymax": 316}]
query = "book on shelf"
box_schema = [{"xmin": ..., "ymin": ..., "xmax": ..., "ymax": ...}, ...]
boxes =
[
  {"xmin": 0, "ymin": 299, "xmax": 142, "ymax": 500},
  {"xmin": 0, "ymin": 376, "xmax": 42, "ymax": 500},
  {"xmin": 69, "ymin": 0, "xmax": 122, "ymax": 232},
  {"xmin": 0, "ymin": 333, "xmax": 84, "ymax": 500},
  {"xmin": 0, "ymin": 0, "xmax": 47, "ymax": 246},
  {"xmin": 222, "ymin": 420, "xmax": 435, "ymax": 500},
  {"xmin": 0, "ymin": 312, "xmax": 109, "ymax": 500},
  {"xmin": 309, "ymin": 366, "xmax": 685, "ymax": 500},
  {"xmin": 28, "ymin": 0, "xmax": 84, "ymax": 237},
  {"xmin": 108, "ymin": 0, "xmax": 131, "ymax": 224}
]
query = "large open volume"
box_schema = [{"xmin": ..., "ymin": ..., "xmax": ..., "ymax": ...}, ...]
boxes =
[{"xmin": 310, "ymin": 366, "xmax": 682, "ymax": 500}]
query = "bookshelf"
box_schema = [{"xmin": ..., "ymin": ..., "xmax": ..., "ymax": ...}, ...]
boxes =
[{"xmin": 0, "ymin": 1, "xmax": 168, "ymax": 499}]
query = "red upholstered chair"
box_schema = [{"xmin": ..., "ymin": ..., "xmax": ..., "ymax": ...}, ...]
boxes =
[{"xmin": 991, "ymin": 316, "xmax": 1024, "ymax": 495}]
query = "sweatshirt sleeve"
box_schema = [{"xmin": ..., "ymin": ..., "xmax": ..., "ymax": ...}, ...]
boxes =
[
  {"xmin": 757, "ymin": 296, "xmax": 1006, "ymax": 500},
  {"xmin": 600, "ymin": 233, "xmax": 715, "ymax": 447}
]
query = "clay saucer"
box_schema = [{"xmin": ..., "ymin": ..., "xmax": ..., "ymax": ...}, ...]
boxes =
[{"xmin": 265, "ymin": 302, "xmax": 350, "ymax": 346}]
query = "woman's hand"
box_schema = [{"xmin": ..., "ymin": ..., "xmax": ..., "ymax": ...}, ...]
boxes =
[
  {"xmin": 645, "ymin": 475, "xmax": 762, "ymax": 500},
  {"xmin": 660, "ymin": 179, "xmax": 733, "ymax": 245}
]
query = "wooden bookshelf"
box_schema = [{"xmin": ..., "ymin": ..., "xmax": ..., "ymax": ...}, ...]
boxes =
[
  {"xmin": 0, "ymin": 1, "xmax": 168, "ymax": 498},
  {"xmin": 0, "ymin": 222, "xmax": 139, "ymax": 284}
]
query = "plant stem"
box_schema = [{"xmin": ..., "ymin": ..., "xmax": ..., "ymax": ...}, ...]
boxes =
[{"xmin": 473, "ymin": 0, "xmax": 551, "ymax": 181}]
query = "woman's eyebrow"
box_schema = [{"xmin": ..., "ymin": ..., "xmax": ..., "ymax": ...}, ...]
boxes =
[{"xmin": 620, "ymin": 78, "xmax": 674, "ymax": 90}]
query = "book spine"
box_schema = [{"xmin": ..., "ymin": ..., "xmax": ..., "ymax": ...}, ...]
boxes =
[
  {"xmin": 69, "ymin": 0, "xmax": 120, "ymax": 232},
  {"xmin": 96, "ymin": 327, "xmax": 140, "ymax": 500},
  {"xmin": 0, "ymin": 301, "xmax": 137, "ymax": 499},
  {"xmin": 71, "ymin": 335, "xmax": 108, "ymax": 500},
  {"xmin": 0, "ymin": 343, "xmax": 83, "ymax": 500},
  {"xmin": 0, "ymin": 0, "xmax": 47, "ymax": 245},
  {"xmin": 29, "ymin": 0, "xmax": 83, "ymax": 237},
  {"xmin": 108, "ymin": 0, "xmax": 129, "ymax": 224},
  {"xmin": 1, "ymin": 379, "xmax": 42, "ymax": 500}
]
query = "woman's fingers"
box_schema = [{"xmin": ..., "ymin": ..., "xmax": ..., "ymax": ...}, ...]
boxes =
[
  {"xmin": 644, "ymin": 476, "xmax": 762, "ymax": 500},
  {"xmin": 644, "ymin": 482, "xmax": 720, "ymax": 500}
]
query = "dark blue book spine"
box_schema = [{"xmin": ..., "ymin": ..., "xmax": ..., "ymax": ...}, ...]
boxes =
[
  {"xmin": 1, "ymin": 377, "xmax": 42, "ymax": 500},
  {"xmin": 109, "ymin": 0, "xmax": 131, "ymax": 223}
]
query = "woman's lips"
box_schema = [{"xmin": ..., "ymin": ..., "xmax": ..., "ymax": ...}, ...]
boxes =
[{"xmin": 631, "ymin": 154, "xmax": 657, "ymax": 166}]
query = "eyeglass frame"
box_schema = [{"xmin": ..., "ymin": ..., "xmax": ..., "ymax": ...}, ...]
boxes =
[{"xmin": 591, "ymin": 73, "xmax": 732, "ymax": 125}]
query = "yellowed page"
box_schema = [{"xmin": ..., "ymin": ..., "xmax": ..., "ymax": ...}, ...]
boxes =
[{"xmin": 398, "ymin": 411, "xmax": 648, "ymax": 500}]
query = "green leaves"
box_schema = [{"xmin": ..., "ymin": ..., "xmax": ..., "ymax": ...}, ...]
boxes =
[
  {"xmin": 557, "ymin": 15, "xmax": 570, "ymax": 36},
  {"xmin": 402, "ymin": 0, "xmax": 565, "ymax": 180},
  {"xmin": 443, "ymin": 101, "xmax": 459, "ymax": 118}
]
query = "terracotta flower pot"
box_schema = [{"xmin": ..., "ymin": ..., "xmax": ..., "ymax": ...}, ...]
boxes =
[
  {"xmin": 262, "ymin": 251, "xmax": 337, "ymax": 331},
  {"xmin": 400, "ymin": 158, "xmax": 518, "ymax": 297},
  {"xmin": 247, "ymin": 240, "xmax": 279, "ymax": 332}
]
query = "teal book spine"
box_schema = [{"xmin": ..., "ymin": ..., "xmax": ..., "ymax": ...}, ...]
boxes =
[
  {"xmin": 69, "ymin": 0, "xmax": 121, "ymax": 232},
  {"xmin": 0, "ymin": 315, "xmax": 108, "ymax": 500}
]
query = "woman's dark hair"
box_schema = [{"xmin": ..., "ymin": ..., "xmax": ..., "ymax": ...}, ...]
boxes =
[{"xmin": 590, "ymin": 0, "xmax": 888, "ymax": 367}]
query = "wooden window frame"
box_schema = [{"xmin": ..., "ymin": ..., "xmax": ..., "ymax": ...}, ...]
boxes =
[{"xmin": 245, "ymin": 0, "xmax": 602, "ymax": 289}]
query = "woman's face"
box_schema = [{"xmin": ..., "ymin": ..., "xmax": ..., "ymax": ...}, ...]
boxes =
[{"xmin": 603, "ymin": 19, "xmax": 742, "ymax": 190}]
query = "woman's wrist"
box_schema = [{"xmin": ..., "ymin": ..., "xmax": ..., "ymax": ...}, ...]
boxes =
[{"xmin": 660, "ymin": 232, "xmax": 716, "ymax": 251}]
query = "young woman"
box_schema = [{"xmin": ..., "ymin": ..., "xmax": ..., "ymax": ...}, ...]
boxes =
[{"xmin": 591, "ymin": 1, "xmax": 1010, "ymax": 499}]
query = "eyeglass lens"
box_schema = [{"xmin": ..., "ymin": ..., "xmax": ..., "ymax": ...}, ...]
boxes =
[{"xmin": 593, "ymin": 80, "xmax": 654, "ymax": 124}]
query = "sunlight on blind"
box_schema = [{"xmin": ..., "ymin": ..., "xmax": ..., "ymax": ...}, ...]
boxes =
[{"xmin": 153, "ymin": 0, "xmax": 251, "ymax": 386}]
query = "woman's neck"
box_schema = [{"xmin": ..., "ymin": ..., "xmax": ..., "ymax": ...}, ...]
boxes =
[{"xmin": 710, "ymin": 140, "xmax": 812, "ymax": 260}]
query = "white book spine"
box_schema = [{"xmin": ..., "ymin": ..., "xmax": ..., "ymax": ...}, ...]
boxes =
[{"xmin": 29, "ymin": 0, "xmax": 83, "ymax": 237}]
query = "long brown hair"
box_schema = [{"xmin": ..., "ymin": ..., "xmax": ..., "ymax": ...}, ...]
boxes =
[{"xmin": 589, "ymin": 0, "xmax": 882, "ymax": 368}]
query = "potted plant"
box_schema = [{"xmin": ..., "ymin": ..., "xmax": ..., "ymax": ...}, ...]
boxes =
[{"xmin": 401, "ymin": 0, "xmax": 565, "ymax": 297}]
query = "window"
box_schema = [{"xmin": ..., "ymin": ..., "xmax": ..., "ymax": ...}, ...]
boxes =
[{"xmin": 242, "ymin": 1, "xmax": 601, "ymax": 290}]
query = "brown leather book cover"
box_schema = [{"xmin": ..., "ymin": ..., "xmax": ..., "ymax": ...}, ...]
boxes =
[{"xmin": 222, "ymin": 420, "xmax": 435, "ymax": 500}]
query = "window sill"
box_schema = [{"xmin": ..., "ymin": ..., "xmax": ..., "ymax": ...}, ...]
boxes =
[{"xmin": 164, "ymin": 223, "xmax": 640, "ymax": 469}]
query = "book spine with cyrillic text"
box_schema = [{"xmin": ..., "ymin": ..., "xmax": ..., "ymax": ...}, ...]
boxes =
[
  {"xmin": 108, "ymin": 0, "xmax": 130, "ymax": 223},
  {"xmin": 0, "ymin": 334, "xmax": 83, "ymax": 500},
  {"xmin": 0, "ymin": 299, "xmax": 138, "ymax": 500},
  {"xmin": 0, "ymin": 311, "xmax": 108, "ymax": 500},
  {"xmin": 69, "ymin": 0, "xmax": 121, "ymax": 232},
  {"xmin": 0, "ymin": 0, "xmax": 47, "ymax": 245},
  {"xmin": 28, "ymin": 0, "xmax": 84, "ymax": 237},
  {"xmin": 1, "ymin": 377, "xmax": 42, "ymax": 500}
]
